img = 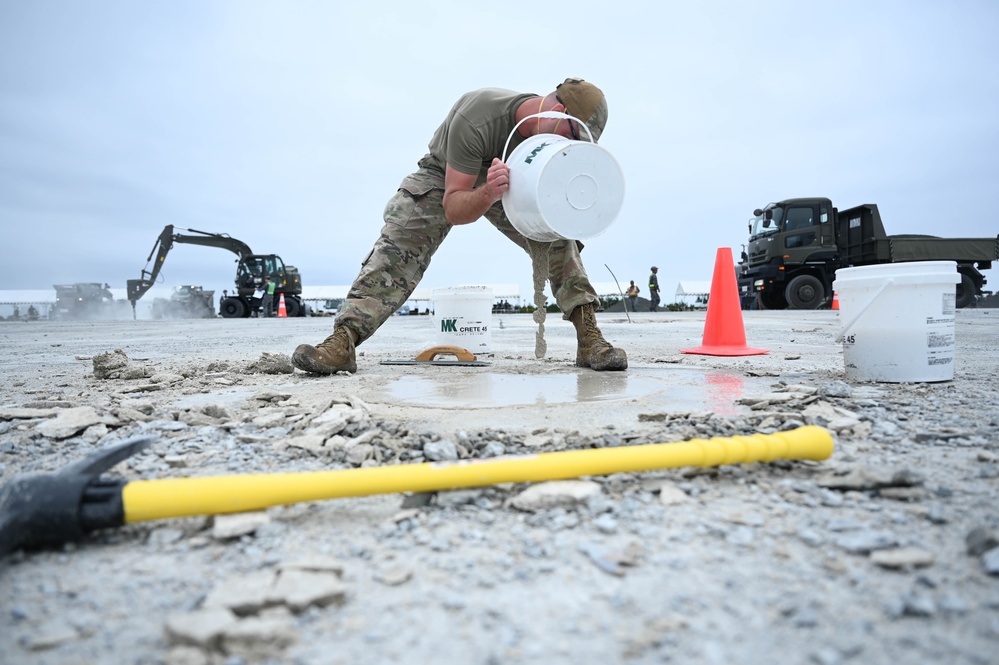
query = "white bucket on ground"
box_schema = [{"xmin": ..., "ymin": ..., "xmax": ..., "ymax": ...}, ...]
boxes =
[
  {"xmin": 501, "ymin": 112, "xmax": 625, "ymax": 242},
  {"xmin": 432, "ymin": 286, "xmax": 493, "ymax": 353},
  {"xmin": 833, "ymin": 261, "xmax": 960, "ymax": 382}
]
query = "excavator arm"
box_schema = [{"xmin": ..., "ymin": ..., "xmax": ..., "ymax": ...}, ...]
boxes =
[{"xmin": 126, "ymin": 225, "xmax": 255, "ymax": 314}]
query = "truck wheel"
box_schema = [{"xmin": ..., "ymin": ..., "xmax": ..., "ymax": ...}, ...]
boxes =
[
  {"xmin": 786, "ymin": 275, "xmax": 825, "ymax": 310},
  {"xmin": 284, "ymin": 297, "xmax": 301, "ymax": 318},
  {"xmin": 956, "ymin": 273, "xmax": 976, "ymax": 309},
  {"xmin": 756, "ymin": 291, "xmax": 787, "ymax": 310},
  {"xmin": 220, "ymin": 298, "xmax": 247, "ymax": 318}
]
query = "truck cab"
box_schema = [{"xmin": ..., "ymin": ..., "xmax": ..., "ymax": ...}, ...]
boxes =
[{"xmin": 741, "ymin": 197, "xmax": 840, "ymax": 308}]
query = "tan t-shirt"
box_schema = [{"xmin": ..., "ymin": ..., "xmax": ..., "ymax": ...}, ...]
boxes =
[{"xmin": 417, "ymin": 88, "xmax": 536, "ymax": 187}]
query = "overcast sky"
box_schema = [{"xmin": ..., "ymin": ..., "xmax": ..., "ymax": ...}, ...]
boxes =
[{"xmin": 2, "ymin": 1, "xmax": 997, "ymax": 304}]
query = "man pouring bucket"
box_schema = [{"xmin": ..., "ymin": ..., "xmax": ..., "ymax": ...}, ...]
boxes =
[{"xmin": 293, "ymin": 79, "xmax": 627, "ymax": 375}]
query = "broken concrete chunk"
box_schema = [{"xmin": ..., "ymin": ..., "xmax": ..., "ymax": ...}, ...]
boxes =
[
  {"xmin": 423, "ymin": 439, "xmax": 458, "ymax": 462},
  {"xmin": 24, "ymin": 619, "xmax": 78, "ymax": 651},
  {"xmin": 834, "ymin": 529, "xmax": 898, "ymax": 554},
  {"xmin": 870, "ymin": 547, "xmax": 935, "ymax": 569},
  {"xmin": 150, "ymin": 372, "xmax": 185, "ymax": 385},
  {"xmin": 251, "ymin": 411, "xmax": 288, "ymax": 428},
  {"xmin": 283, "ymin": 433, "xmax": 328, "ymax": 455},
  {"xmin": 737, "ymin": 393, "xmax": 797, "ymax": 408},
  {"xmin": 244, "ymin": 352, "xmax": 294, "ymax": 375},
  {"xmin": 93, "ymin": 349, "xmax": 153, "ymax": 380},
  {"xmin": 510, "ymin": 480, "xmax": 602, "ymax": 512},
  {"xmin": 200, "ymin": 404, "xmax": 232, "ymax": 420},
  {"xmin": 279, "ymin": 556, "xmax": 345, "ymax": 576},
  {"xmin": 269, "ymin": 570, "xmax": 347, "ymax": 611},
  {"xmin": 816, "ymin": 467, "xmax": 895, "ymax": 490},
  {"xmin": 374, "ymin": 565, "xmax": 413, "ymax": 586},
  {"xmin": 308, "ymin": 404, "xmax": 363, "ymax": 437},
  {"xmin": 202, "ymin": 571, "xmax": 277, "ymax": 616},
  {"xmin": 211, "ymin": 511, "xmax": 271, "ymax": 540},
  {"xmin": 220, "ymin": 607, "xmax": 295, "ymax": 659},
  {"xmin": 35, "ymin": 406, "xmax": 102, "ymax": 439},
  {"xmin": 93, "ymin": 349, "xmax": 130, "ymax": 378},
  {"xmin": 658, "ymin": 483, "xmax": 694, "ymax": 507},
  {"xmin": 178, "ymin": 410, "xmax": 219, "ymax": 427},
  {"xmin": 0, "ymin": 407, "xmax": 59, "ymax": 421},
  {"xmin": 164, "ymin": 607, "xmax": 238, "ymax": 649},
  {"xmin": 252, "ymin": 390, "xmax": 293, "ymax": 404},
  {"xmin": 113, "ymin": 407, "xmax": 154, "ymax": 424},
  {"xmin": 346, "ymin": 443, "xmax": 374, "ymax": 465}
]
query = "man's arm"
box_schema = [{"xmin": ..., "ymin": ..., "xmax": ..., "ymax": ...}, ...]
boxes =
[{"xmin": 443, "ymin": 159, "xmax": 509, "ymax": 225}]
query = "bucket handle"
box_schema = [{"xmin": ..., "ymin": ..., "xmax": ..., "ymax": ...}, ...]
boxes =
[
  {"xmin": 501, "ymin": 111, "xmax": 593, "ymax": 163},
  {"xmin": 834, "ymin": 279, "xmax": 894, "ymax": 343}
]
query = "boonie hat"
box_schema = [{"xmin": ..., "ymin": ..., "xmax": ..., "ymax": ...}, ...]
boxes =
[
  {"xmin": 556, "ymin": 78, "xmax": 608, "ymax": 142},
  {"xmin": 651, "ymin": 266, "xmax": 658, "ymax": 270}
]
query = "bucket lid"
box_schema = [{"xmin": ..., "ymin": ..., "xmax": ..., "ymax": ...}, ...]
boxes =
[
  {"xmin": 833, "ymin": 261, "xmax": 961, "ymax": 287},
  {"xmin": 432, "ymin": 285, "xmax": 494, "ymax": 296}
]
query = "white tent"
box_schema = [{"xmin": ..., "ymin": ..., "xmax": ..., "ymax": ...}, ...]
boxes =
[
  {"xmin": 675, "ymin": 281, "xmax": 712, "ymax": 297},
  {"xmin": 675, "ymin": 280, "xmax": 712, "ymax": 308},
  {"xmin": 299, "ymin": 284, "xmax": 523, "ymax": 311}
]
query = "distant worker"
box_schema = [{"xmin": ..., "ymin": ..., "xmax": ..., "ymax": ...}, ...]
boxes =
[
  {"xmin": 261, "ymin": 275, "xmax": 276, "ymax": 317},
  {"xmin": 252, "ymin": 280, "xmax": 265, "ymax": 317},
  {"xmin": 648, "ymin": 266, "xmax": 661, "ymax": 312},
  {"xmin": 626, "ymin": 281, "xmax": 640, "ymax": 312}
]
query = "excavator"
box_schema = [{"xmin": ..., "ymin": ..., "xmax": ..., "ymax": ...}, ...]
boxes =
[{"xmin": 126, "ymin": 225, "xmax": 306, "ymax": 319}]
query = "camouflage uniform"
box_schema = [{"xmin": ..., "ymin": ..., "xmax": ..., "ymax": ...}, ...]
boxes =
[{"xmin": 335, "ymin": 169, "xmax": 600, "ymax": 346}]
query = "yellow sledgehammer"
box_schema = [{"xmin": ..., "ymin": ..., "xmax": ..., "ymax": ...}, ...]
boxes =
[{"xmin": 0, "ymin": 426, "xmax": 833, "ymax": 554}]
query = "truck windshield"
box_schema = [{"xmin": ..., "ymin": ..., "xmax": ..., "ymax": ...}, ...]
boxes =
[{"xmin": 749, "ymin": 206, "xmax": 783, "ymax": 239}]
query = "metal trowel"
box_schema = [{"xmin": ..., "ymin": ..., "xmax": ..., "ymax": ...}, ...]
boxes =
[{"xmin": 380, "ymin": 345, "xmax": 490, "ymax": 367}]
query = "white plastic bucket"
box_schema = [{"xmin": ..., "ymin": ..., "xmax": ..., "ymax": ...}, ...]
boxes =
[
  {"xmin": 833, "ymin": 261, "xmax": 960, "ymax": 382},
  {"xmin": 501, "ymin": 112, "xmax": 625, "ymax": 242},
  {"xmin": 432, "ymin": 286, "xmax": 493, "ymax": 353}
]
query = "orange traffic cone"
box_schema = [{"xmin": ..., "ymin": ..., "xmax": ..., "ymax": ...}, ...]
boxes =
[
  {"xmin": 831, "ymin": 291, "xmax": 840, "ymax": 310},
  {"xmin": 681, "ymin": 247, "xmax": 769, "ymax": 356},
  {"xmin": 277, "ymin": 294, "xmax": 287, "ymax": 318}
]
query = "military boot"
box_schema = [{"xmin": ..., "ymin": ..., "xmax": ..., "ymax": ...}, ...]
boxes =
[
  {"xmin": 569, "ymin": 303, "xmax": 628, "ymax": 371},
  {"xmin": 292, "ymin": 327, "xmax": 357, "ymax": 375}
]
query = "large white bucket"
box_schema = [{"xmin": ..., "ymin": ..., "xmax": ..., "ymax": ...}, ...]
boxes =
[
  {"xmin": 501, "ymin": 112, "xmax": 625, "ymax": 242},
  {"xmin": 833, "ymin": 261, "xmax": 960, "ymax": 382},
  {"xmin": 432, "ymin": 286, "xmax": 493, "ymax": 353}
]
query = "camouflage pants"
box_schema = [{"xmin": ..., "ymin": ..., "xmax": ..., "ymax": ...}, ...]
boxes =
[{"xmin": 335, "ymin": 170, "xmax": 599, "ymax": 345}]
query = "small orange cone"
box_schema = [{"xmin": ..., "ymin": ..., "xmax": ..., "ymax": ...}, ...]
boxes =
[
  {"xmin": 277, "ymin": 294, "xmax": 287, "ymax": 318},
  {"xmin": 681, "ymin": 247, "xmax": 768, "ymax": 356},
  {"xmin": 831, "ymin": 291, "xmax": 840, "ymax": 310}
]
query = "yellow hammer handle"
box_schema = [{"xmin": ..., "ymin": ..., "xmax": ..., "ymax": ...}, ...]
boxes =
[{"xmin": 122, "ymin": 425, "xmax": 833, "ymax": 523}]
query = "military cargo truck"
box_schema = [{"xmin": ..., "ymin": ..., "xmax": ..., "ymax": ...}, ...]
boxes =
[
  {"xmin": 738, "ymin": 198, "xmax": 998, "ymax": 309},
  {"xmin": 51, "ymin": 283, "xmax": 118, "ymax": 320}
]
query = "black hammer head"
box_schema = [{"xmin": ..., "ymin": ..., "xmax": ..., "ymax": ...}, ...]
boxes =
[{"xmin": 0, "ymin": 436, "xmax": 154, "ymax": 557}]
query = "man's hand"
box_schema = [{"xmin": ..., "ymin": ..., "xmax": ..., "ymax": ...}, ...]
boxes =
[{"xmin": 484, "ymin": 158, "xmax": 510, "ymax": 200}]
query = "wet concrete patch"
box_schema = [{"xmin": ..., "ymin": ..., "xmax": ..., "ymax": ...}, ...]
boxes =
[{"xmin": 379, "ymin": 367, "xmax": 770, "ymax": 414}]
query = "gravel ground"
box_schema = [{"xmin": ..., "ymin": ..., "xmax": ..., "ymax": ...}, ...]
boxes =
[{"xmin": 1, "ymin": 310, "xmax": 998, "ymax": 665}]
